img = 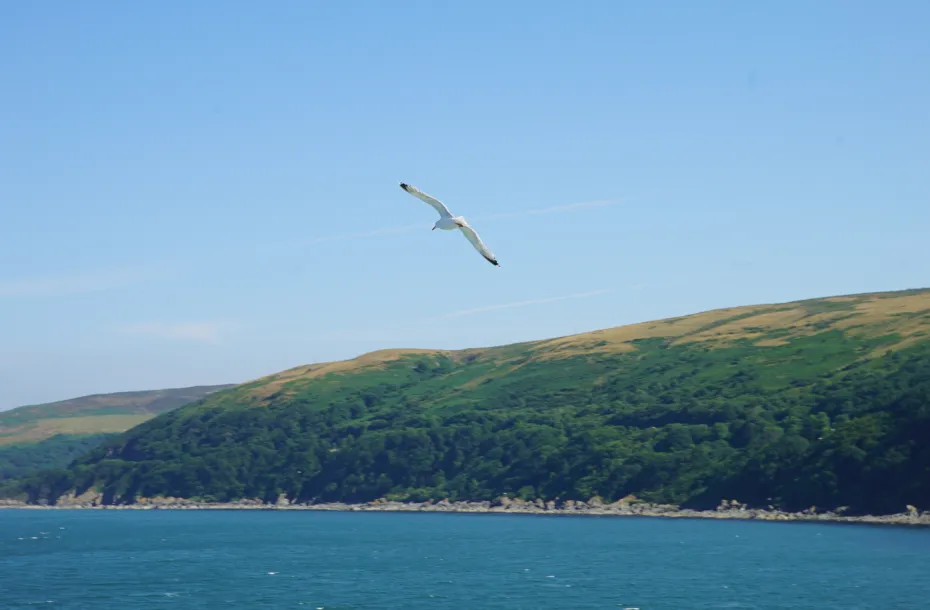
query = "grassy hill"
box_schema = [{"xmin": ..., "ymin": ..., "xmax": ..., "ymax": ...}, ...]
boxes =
[
  {"xmin": 15, "ymin": 288, "xmax": 930, "ymax": 514},
  {"xmin": 0, "ymin": 385, "xmax": 233, "ymax": 481}
]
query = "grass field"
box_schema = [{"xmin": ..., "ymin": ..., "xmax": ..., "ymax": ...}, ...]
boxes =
[
  {"xmin": 0, "ymin": 385, "xmax": 233, "ymax": 447},
  {"xmin": 0, "ymin": 415, "xmax": 152, "ymax": 447}
]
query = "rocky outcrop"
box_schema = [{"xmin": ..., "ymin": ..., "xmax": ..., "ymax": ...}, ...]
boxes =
[
  {"xmin": 55, "ymin": 489, "xmax": 104, "ymax": 507},
  {"xmin": 3, "ymin": 494, "xmax": 930, "ymax": 527}
]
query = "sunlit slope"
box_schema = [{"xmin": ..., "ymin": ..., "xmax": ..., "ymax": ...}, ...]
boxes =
[
  {"xmin": 229, "ymin": 287, "xmax": 930, "ymax": 406},
  {"xmin": 0, "ymin": 385, "xmax": 234, "ymax": 446},
  {"xmin": 21, "ymin": 288, "xmax": 930, "ymax": 514}
]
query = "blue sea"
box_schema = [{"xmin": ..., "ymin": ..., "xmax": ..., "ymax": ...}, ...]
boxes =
[{"xmin": 2, "ymin": 510, "xmax": 929, "ymax": 608}]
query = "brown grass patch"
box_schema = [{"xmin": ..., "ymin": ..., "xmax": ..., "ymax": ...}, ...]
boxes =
[
  {"xmin": 532, "ymin": 305, "xmax": 773, "ymax": 359},
  {"xmin": 529, "ymin": 291, "xmax": 930, "ymax": 358},
  {"xmin": 0, "ymin": 414, "xmax": 151, "ymax": 446},
  {"xmin": 828, "ymin": 295, "xmax": 930, "ymax": 355},
  {"xmin": 243, "ymin": 348, "xmax": 447, "ymax": 400},
  {"xmin": 753, "ymin": 338, "xmax": 791, "ymax": 347},
  {"xmin": 677, "ymin": 308, "xmax": 806, "ymax": 343},
  {"xmin": 239, "ymin": 290, "xmax": 930, "ymax": 399},
  {"xmin": 834, "ymin": 293, "xmax": 930, "ymax": 327}
]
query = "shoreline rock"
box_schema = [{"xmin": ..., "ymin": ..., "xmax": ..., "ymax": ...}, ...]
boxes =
[{"xmin": 2, "ymin": 496, "xmax": 929, "ymax": 527}]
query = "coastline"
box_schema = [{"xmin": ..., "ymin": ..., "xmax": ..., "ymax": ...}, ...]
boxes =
[{"xmin": 3, "ymin": 496, "xmax": 929, "ymax": 527}]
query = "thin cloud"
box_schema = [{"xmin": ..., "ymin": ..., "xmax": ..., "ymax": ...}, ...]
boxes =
[
  {"xmin": 293, "ymin": 199, "xmax": 618, "ymax": 249},
  {"xmin": 299, "ymin": 223, "xmax": 425, "ymax": 246},
  {"xmin": 117, "ymin": 320, "xmax": 239, "ymax": 345},
  {"xmin": 437, "ymin": 289, "xmax": 613, "ymax": 319},
  {"xmin": 0, "ymin": 198, "xmax": 618, "ymax": 299},
  {"xmin": 0, "ymin": 267, "xmax": 147, "ymax": 298},
  {"xmin": 474, "ymin": 199, "xmax": 617, "ymax": 221},
  {"xmin": 314, "ymin": 289, "xmax": 614, "ymax": 343}
]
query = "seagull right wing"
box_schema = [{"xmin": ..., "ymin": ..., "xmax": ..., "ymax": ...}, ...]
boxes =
[
  {"xmin": 399, "ymin": 182, "xmax": 453, "ymax": 219},
  {"xmin": 456, "ymin": 220, "xmax": 500, "ymax": 267}
]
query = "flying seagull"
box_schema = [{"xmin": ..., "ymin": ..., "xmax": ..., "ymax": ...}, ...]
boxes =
[{"xmin": 399, "ymin": 182, "xmax": 500, "ymax": 267}]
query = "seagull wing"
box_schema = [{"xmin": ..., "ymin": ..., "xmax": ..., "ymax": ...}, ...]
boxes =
[
  {"xmin": 399, "ymin": 182, "xmax": 453, "ymax": 218},
  {"xmin": 456, "ymin": 220, "xmax": 500, "ymax": 267}
]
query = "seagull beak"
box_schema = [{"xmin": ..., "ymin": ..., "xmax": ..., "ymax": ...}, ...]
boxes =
[{"xmin": 431, "ymin": 226, "xmax": 436, "ymax": 231}]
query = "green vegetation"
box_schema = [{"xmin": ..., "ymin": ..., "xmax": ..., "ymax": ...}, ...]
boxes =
[
  {"xmin": 0, "ymin": 384, "xmax": 234, "ymax": 446},
  {"xmin": 0, "ymin": 385, "xmax": 233, "ymax": 482},
  {"xmin": 13, "ymin": 289, "xmax": 930, "ymax": 516},
  {"xmin": 0, "ymin": 434, "xmax": 115, "ymax": 481}
]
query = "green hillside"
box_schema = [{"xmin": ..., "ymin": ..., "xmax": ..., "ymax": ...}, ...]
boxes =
[
  {"xmin": 16, "ymin": 288, "xmax": 930, "ymax": 515},
  {"xmin": 0, "ymin": 434, "xmax": 113, "ymax": 482},
  {"xmin": 0, "ymin": 385, "xmax": 233, "ymax": 481}
]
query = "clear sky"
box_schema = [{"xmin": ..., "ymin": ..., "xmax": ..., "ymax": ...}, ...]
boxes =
[{"xmin": 2, "ymin": 1, "xmax": 928, "ymax": 409}]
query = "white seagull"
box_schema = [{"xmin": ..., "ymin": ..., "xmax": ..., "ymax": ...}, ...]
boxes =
[{"xmin": 399, "ymin": 182, "xmax": 500, "ymax": 267}]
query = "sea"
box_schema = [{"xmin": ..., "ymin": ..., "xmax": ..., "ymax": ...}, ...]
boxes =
[{"xmin": 2, "ymin": 510, "xmax": 929, "ymax": 609}]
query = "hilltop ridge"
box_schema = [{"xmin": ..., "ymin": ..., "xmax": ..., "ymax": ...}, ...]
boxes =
[
  {"xmin": 13, "ymin": 287, "xmax": 930, "ymax": 516},
  {"xmin": 1, "ymin": 385, "xmax": 235, "ymax": 446},
  {"xmin": 238, "ymin": 287, "xmax": 930, "ymax": 400}
]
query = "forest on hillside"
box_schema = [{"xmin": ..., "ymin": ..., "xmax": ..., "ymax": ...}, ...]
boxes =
[
  {"xmin": 14, "ymin": 330, "xmax": 930, "ymax": 516},
  {"xmin": 0, "ymin": 434, "xmax": 114, "ymax": 482}
]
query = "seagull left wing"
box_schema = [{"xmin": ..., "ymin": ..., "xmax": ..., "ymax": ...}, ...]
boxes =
[
  {"xmin": 456, "ymin": 221, "xmax": 500, "ymax": 267},
  {"xmin": 399, "ymin": 182, "xmax": 453, "ymax": 218}
]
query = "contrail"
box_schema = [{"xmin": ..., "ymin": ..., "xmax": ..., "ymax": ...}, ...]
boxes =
[
  {"xmin": 3, "ymin": 199, "xmax": 619, "ymax": 299},
  {"xmin": 437, "ymin": 289, "xmax": 613, "ymax": 319},
  {"xmin": 473, "ymin": 199, "xmax": 617, "ymax": 221},
  {"xmin": 294, "ymin": 199, "xmax": 618, "ymax": 248},
  {"xmin": 316, "ymin": 288, "xmax": 614, "ymax": 343},
  {"xmin": 300, "ymin": 223, "xmax": 425, "ymax": 246}
]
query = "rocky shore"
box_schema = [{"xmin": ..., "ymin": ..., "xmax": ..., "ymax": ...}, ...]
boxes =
[{"xmin": 2, "ymin": 494, "xmax": 929, "ymax": 527}]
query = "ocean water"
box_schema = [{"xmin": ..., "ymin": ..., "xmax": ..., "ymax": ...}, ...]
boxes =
[{"xmin": 2, "ymin": 510, "xmax": 929, "ymax": 609}]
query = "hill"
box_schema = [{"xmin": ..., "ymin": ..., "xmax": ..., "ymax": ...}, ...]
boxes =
[
  {"xmin": 14, "ymin": 288, "xmax": 930, "ymax": 515},
  {"xmin": 0, "ymin": 385, "xmax": 233, "ymax": 481}
]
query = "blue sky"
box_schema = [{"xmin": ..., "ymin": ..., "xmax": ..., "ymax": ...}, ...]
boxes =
[{"xmin": 2, "ymin": 1, "xmax": 928, "ymax": 409}]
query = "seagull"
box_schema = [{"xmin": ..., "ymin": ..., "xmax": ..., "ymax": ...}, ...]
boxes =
[{"xmin": 398, "ymin": 182, "xmax": 500, "ymax": 267}]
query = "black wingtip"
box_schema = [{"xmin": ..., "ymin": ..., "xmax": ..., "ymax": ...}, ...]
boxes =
[
  {"xmin": 485, "ymin": 256, "xmax": 500, "ymax": 267},
  {"xmin": 399, "ymin": 182, "xmax": 409, "ymax": 191}
]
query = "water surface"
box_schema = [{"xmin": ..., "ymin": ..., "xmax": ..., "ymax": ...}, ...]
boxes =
[{"xmin": 2, "ymin": 510, "xmax": 929, "ymax": 608}]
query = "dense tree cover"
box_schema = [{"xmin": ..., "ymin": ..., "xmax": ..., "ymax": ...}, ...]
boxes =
[
  {"xmin": 0, "ymin": 434, "xmax": 114, "ymax": 482},
  {"xmin": 14, "ymin": 322, "xmax": 930, "ymax": 515}
]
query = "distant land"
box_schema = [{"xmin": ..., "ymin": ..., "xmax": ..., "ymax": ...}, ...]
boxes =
[
  {"xmin": 0, "ymin": 386, "xmax": 233, "ymax": 482},
  {"xmin": 7, "ymin": 287, "xmax": 930, "ymax": 519}
]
